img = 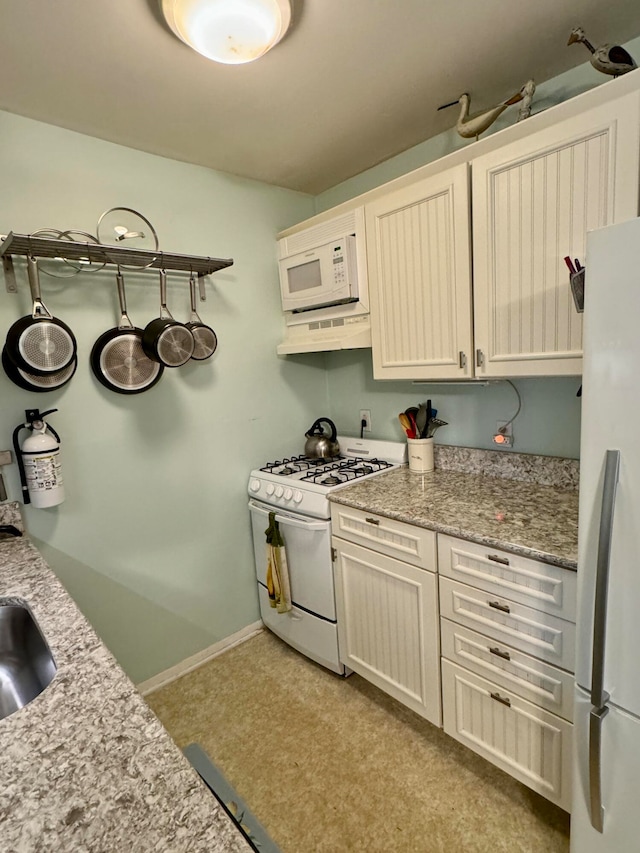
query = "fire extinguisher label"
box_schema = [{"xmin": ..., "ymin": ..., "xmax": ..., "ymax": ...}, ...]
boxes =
[{"xmin": 24, "ymin": 453, "xmax": 64, "ymax": 491}]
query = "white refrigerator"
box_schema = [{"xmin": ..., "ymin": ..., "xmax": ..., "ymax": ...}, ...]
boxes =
[{"xmin": 572, "ymin": 216, "xmax": 640, "ymax": 851}]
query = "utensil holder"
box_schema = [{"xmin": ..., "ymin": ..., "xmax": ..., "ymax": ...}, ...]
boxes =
[{"xmin": 407, "ymin": 438, "xmax": 434, "ymax": 474}]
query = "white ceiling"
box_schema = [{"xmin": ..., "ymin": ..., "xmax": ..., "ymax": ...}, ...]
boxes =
[{"xmin": 1, "ymin": 0, "xmax": 640, "ymax": 194}]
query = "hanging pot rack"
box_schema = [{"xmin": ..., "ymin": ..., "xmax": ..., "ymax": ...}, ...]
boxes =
[{"xmin": 0, "ymin": 231, "xmax": 234, "ymax": 296}]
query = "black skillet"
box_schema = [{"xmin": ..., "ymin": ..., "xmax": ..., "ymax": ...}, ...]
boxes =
[
  {"xmin": 5, "ymin": 256, "xmax": 77, "ymax": 375},
  {"xmin": 2, "ymin": 344, "xmax": 77, "ymax": 392},
  {"xmin": 90, "ymin": 268, "xmax": 163, "ymax": 395}
]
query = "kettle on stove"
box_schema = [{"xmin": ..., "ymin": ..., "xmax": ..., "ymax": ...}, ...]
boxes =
[{"xmin": 304, "ymin": 418, "xmax": 340, "ymax": 459}]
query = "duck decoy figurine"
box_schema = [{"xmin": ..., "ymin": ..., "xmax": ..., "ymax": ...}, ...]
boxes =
[
  {"xmin": 438, "ymin": 80, "xmax": 536, "ymax": 140},
  {"xmin": 567, "ymin": 27, "xmax": 637, "ymax": 77}
]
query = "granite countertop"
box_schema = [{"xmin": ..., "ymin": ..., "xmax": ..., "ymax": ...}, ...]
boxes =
[
  {"xmin": 329, "ymin": 466, "xmax": 579, "ymax": 570},
  {"xmin": 0, "ymin": 505, "xmax": 250, "ymax": 853}
]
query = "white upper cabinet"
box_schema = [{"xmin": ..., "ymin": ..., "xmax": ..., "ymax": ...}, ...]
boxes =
[
  {"xmin": 360, "ymin": 88, "xmax": 640, "ymax": 380},
  {"xmin": 365, "ymin": 164, "xmax": 473, "ymax": 380},
  {"xmin": 472, "ymin": 93, "xmax": 640, "ymax": 378}
]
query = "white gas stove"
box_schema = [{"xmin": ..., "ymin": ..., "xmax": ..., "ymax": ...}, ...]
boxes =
[
  {"xmin": 248, "ymin": 436, "xmax": 407, "ymax": 519},
  {"xmin": 248, "ymin": 436, "xmax": 406, "ymax": 675}
]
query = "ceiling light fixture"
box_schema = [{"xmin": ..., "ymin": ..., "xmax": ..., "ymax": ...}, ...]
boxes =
[{"xmin": 161, "ymin": 0, "xmax": 292, "ymax": 65}]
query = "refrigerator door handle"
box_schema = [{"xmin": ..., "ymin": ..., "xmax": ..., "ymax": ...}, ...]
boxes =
[
  {"xmin": 590, "ymin": 449, "xmax": 620, "ymax": 710},
  {"xmin": 589, "ymin": 704, "xmax": 609, "ymax": 833}
]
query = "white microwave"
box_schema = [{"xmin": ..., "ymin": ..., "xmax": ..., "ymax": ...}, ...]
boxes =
[{"xmin": 279, "ymin": 235, "xmax": 359, "ymax": 313}]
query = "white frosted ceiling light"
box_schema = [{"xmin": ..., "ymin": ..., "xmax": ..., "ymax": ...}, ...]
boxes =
[{"xmin": 161, "ymin": 0, "xmax": 291, "ymax": 64}]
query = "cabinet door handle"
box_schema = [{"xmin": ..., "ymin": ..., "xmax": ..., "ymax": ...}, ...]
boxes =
[
  {"xmin": 489, "ymin": 646, "xmax": 511, "ymax": 660},
  {"xmin": 458, "ymin": 350, "xmax": 467, "ymax": 369},
  {"xmin": 476, "ymin": 348, "xmax": 485, "ymax": 367},
  {"xmin": 487, "ymin": 553, "xmax": 510, "ymax": 566},
  {"xmin": 488, "ymin": 600, "xmax": 511, "ymax": 613},
  {"xmin": 490, "ymin": 692, "xmax": 511, "ymax": 707},
  {"xmin": 365, "ymin": 517, "xmax": 380, "ymax": 525}
]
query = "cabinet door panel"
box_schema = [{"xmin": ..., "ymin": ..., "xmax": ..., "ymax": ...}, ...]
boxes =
[
  {"xmin": 473, "ymin": 92, "xmax": 640, "ymax": 377},
  {"xmin": 333, "ymin": 537, "xmax": 441, "ymax": 725},
  {"xmin": 366, "ymin": 164, "xmax": 473, "ymax": 380},
  {"xmin": 442, "ymin": 659, "xmax": 573, "ymax": 810}
]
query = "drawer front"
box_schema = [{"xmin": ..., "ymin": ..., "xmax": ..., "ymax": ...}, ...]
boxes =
[
  {"xmin": 331, "ymin": 504, "xmax": 437, "ymax": 572},
  {"xmin": 440, "ymin": 618, "xmax": 574, "ymax": 721},
  {"xmin": 442, "ymin": 659, "xmax": 573, "ymax": 811},
  {"xmin": 438, "ymin": 534, "xmax": 576, "ymax": 622},
  {"xmin": 439, "ymin": 576, "xmax": 575, "ymax": 671}
]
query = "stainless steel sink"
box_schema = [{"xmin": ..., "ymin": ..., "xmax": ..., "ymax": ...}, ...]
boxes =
[{"xmin": 0, "ymin": 601, "xmax": 56, "ymax": 721}]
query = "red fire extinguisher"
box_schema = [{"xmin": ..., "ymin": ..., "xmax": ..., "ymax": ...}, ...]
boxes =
[{"xmin": 12, "ymin": 409, "xmax": 65, "ymax": 508}]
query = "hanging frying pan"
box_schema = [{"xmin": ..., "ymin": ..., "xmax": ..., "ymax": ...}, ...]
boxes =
[
  {"xmin": 5, "ymin": 256, "xmax": 77, "ymax": 375},
  {"xmin": 90, "ymin": 268, "xmax": 163, "ymax": 395},
  {"xmin": 142, "ymin": 270, "xmax": 195, "ymax": 367},
  {"xmin": 186, "ymin": 273, "xmax": 218, "ymax": 361},
  {"xmin": 2, "ymin": 345, "xmax": 77, "ymax": 392}
]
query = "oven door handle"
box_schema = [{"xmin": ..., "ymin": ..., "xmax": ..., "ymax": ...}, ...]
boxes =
[{"xmin": 248, "ymin": 500, "xmax": 328, "ymax": 531}]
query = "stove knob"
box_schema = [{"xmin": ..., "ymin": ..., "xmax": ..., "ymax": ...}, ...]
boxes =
[
  {"xmin": 284, "ymin": 488, "xmax": 293, "ymax": 501},
  {"xmin": 293, "ymin": 490, "xmax": 303, "ymax": 503},
  {"xmin": 275, "ymin": 486, "xmax": 284, "ymax": 498},
  {"xmin": 249, "ymin": 479, "xmax": 261, "ymax": 493},
  {"xmin": 266, "ymin": 483, "xmax": 275, "ymax": 496}
]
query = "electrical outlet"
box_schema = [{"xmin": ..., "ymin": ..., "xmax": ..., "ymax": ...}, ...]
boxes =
[
  {"xmin": 359, "ymin": 409, "xmax": 372, "ymax": 432},
  {"xmin": 493, "ymin": 420, "xmax": 513, "ymax": 448}
]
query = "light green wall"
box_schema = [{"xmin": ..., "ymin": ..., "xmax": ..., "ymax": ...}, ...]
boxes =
[
  {"xmin": 315, "ymin": 36, "xmax": 640, "ymax": 212},
  {"xmin": 324, "ymin": 351, "xmax": 581, "ymax": 458},
  {"xmin": 0, "ymin": 110, "xmax": 318, "ymax": 683}
]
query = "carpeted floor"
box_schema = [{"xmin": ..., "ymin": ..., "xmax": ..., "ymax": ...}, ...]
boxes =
[{"xmin": 146, "ymin": 631, "xmax": 571, "ymax": 853}]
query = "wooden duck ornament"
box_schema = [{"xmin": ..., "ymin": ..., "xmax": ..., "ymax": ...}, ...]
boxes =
[
  {"xmin": 568, "ymin": 27, "xmax": 637, "ymax": 77},
  {"xmin": 438, "ymin": 79, "xmax": 536, "ymax": 141}
]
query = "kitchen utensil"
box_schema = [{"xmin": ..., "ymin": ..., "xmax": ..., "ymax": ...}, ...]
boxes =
[
  {"xmin": 2, "ymin": 345, "xmax": 77, "ymax": 393},
  {"xmin": 96, "ymin": 207, "xmax": 159, "ymax": 270},
  {"xmin": 34, "ymin": 228, "xmax": 105, "ymax": 279},
  {"xmin": 304, "ymin": 418, "xmax": 340, "ymax": 459},
  {"xmin": 5, "ymin": 256, "xmax": 77, "ymax": 375},
  {"xmin": 426, "ymin": 418, "xmax": 448, "ymax": 438},
  {"xmin": 90, "ymin": 268, "xmax": 163, "ymax": 395},
  {"xmin": 415, "ymin": 404, "xmax": 428, "ymax": 438},
  {"xmin": 398, "ymin": 413, "xmax": 416, "ymax": 439},
  {"xmin": 142, "ymin": 270, "xmax": 195, "ymax": 367},
  {"xmin": 186, "ymin": 272, "xmax": 218, "ymax": 361}
]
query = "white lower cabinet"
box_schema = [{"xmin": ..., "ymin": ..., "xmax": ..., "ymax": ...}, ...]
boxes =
[
  {"xmin": 442, "ymin": 659, "xmax": 573, "ymax": 811},
  {"xmin": 331, "ymin": 515, "xmax": 441, "ymax": 726},
  {"xmin": 439, "ymin": 534, "xmax": 576, "ymax": 812},
  {"xmin": 330, "ymin": 508, "xmax": 576, "ymax": 809}
]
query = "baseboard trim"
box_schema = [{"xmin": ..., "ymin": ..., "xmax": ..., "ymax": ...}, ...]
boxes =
[{"xmin": 137, "ymin": 621, "xmax": 264, "ymax": 696}]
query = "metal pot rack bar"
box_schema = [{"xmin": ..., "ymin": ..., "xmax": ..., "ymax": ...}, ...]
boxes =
[{"xmin": 0, "ymin": 232, "xmax": 234, "ymax": 296}]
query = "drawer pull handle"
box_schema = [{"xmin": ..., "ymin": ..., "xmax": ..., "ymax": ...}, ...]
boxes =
[
  {"xmin": 490, "ymin": 691, "xmax": 512, "ymax": 708},
  {"xmin": 488, "ymin": 600, "xmax": 511, "ymax": 613},
  {"xmin": 489, "ymin": 646, "xmax": 511, "ymax": 660},
  {"xmin": 365, "ymin": 517, "xmax": 380, "ymax": 525},
  {"xmin": 487, "ymin": 553, "xmax": 510, "ymax": 566}
]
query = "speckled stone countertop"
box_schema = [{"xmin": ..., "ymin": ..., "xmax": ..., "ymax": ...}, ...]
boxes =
[
  {"xmin": 329, "ymin": 467, "xmax": 578, "ymax": 570},
  {"xmin": 0, "ymin": 504, "xmax": 250, "ymax": 853}
]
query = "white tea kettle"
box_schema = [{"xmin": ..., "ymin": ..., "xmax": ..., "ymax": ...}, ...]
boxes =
[{"xmin": 304, "ymin": 418, "xmax": 340, "ymax": 459}]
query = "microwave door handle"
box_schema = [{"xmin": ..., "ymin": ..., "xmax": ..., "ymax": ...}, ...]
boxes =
[{"xmin": 248, "ymin": 500, "xmax": 328, "ymax": 531}]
